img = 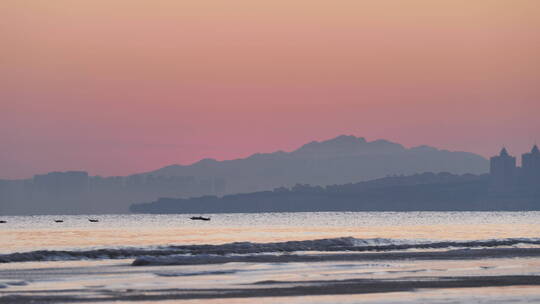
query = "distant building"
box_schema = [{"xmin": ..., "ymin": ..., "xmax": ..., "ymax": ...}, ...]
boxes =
[
  {"xmin": 521, "ymin": 145, "xmax": 540, "ymax": 187},
  {"xmin": 489, "ymin": 148, "xmax": 516, "ymax": 191},
  {"xmin": 489, "ymin": 145, "xmax": 540, "ymax": 193}
]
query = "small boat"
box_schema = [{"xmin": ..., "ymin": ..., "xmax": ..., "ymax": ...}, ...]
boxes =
[
  {"xmin": 88, "ymin": 219, "xmax": 99, "ymax": 223},
  {"xmin": 54, "ymin": 220, "xmax": 64, "ymax": 223},
  {"xmin": 190, "ymin": 216, "xmax": 210, "ymax": 221},
  {"xmin": 0, "ymin": 220, "xmax": 6, "ymax": 224}
]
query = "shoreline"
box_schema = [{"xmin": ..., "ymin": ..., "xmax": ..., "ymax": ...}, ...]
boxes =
[{"xmin": 2, "ymin": 275, "xmax": 540, "ymax": 303}]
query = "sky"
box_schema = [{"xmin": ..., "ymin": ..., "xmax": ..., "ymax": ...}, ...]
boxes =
[{"xmin": 1, "ymin": 0, "xmax": 539, "ymax": 179}]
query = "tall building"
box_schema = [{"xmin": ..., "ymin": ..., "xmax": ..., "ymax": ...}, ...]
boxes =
[
  {"xmin": 521, "ymin": 145, "xmax": 540, "ymax": 187},
  {"xmin": 489, "ymin": 148, "xmax": 516, "ymax": 191}
]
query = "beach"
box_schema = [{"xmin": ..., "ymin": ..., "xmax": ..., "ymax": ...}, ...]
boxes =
[{"xmin": 1, "ymin": 212, "xmax": 540, "ymax": 303}]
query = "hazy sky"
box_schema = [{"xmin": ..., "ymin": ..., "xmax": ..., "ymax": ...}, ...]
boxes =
[{"xmin": 1, "ymin": 0, "xmax": 539, "ymax": 179}]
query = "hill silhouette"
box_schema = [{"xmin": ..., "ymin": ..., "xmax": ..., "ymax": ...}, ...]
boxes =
[
  {"xmin": 130, "ymin": 172, "xmax": 540, "ymax": 213},
  {"xmin": 0, "ymin": 135, "xmax": 488, "ymax": 215},
  {"xmin": 143, "ymin": 135, "xmax": 488, "ymax": 194}
]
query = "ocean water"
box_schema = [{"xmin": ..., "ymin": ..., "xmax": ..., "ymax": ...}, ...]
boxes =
[{"xmin": 1, "ymin": 212, "xmax": 540, "ymax": 303}]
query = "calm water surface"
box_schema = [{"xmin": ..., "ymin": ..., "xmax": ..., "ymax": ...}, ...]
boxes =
[{"xmin": 2, "ymin": 212, "xmax": 540, "ymax": 253}]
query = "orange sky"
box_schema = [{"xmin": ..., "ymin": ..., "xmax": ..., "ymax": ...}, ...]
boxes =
[{"xmin": 1, "ymin": 0, "xmax": 539, "ymax": 178}]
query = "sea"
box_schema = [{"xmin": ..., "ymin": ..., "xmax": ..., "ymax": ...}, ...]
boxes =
[{"xmin": 1, "ymin": 212, "xmax": 540, "ymax": 303}]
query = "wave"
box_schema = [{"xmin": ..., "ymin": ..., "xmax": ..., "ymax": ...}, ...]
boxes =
[
  {"xmin": 132, "ymin": 253, "xmax": 392, "ymax": 266},
  {"xmin": 133, "ymin": 247, "xmax": 540, "ymax": 266},
  {"xmin": 2, "ymin": 237, "xmax": 540, "ymax": 264}
]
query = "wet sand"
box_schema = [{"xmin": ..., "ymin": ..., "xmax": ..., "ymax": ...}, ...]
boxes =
[{"xmin": 1, "ymin": 274, "xmax": 540, "ymax": 303}]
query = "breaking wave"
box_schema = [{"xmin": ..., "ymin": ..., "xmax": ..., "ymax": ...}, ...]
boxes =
[
  {"xmin": 2, "ymin": 237, "xmax": 540, "ymax": 264},
  {"xmin": 131, "ymin": 248, "xmax": 540, "ymax": 266}
]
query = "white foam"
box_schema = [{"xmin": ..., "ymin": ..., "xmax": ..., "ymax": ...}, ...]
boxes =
[{"xmin": 2, "ymin": 237, "xmax": 540, "ymax": 264}]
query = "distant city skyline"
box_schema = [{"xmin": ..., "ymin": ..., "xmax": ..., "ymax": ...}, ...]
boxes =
[
  {"xmin": 2, "ymin": 0, "xmax": 539, "ymax": 179},
  {"xmin": 1, "ymin": 135, "xmax": 489, "ymax": 215},
  {"xmin": 490, "ymin": 144, "xmax": 540, "ymax": 191},
  {"xmin": 4, "ymin": 137, "xmax": 537, "ymax": 215},
  {"xmin": 1, "ymin": 135, "xmax": 539, "ymax": 180}
]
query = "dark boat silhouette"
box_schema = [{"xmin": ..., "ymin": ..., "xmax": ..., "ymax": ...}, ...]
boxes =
[
  {"xmin": 0, "ymin": 220, "xmax": 6, "ymax": 224},
  {"xmin": 190, "ymin": 216, "xmax": 210, "ymax": 221},
  {"xmin": 88, "ymin": 219, "xmax": 99, "ymax": 222},
  {"xmin": 54, "ymin": 220, "xmax": 64, "ymax": 223}
]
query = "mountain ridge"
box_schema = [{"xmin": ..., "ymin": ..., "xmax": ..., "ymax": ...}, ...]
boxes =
[
  {"xmin": 0, "ymin": 135, "xmax": 490, "ymax": 215},
  {"xmin": 146, "ymin": 135, "xmax": 484, "ymax": 174},
  {"xmin": 131, "ymin": 171, "xmax": 540, "ymax": 213},
  {"xmin": 140, "ymin": 135, "xmax": 488, "ymax": 194}
]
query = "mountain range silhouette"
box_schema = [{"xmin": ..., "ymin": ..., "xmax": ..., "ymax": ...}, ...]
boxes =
[
  {"xmin": 141, "ymin": 135, "xmax": 487, "ymax": 194},
  {"xmin": 0, "ymin": 135, "xmax": 489, "ymax": 215}
]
